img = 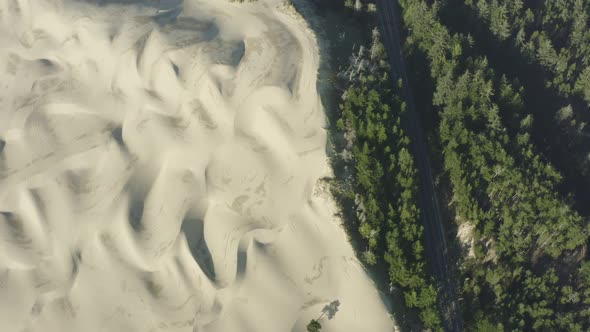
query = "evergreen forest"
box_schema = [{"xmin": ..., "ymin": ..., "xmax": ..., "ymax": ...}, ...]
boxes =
[{"xmin": 319, "ymin": 0, "xmax": 590, "ymax": 330}]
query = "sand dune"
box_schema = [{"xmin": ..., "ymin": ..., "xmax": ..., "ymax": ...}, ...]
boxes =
[{"xmin": 0, "ymin": 0, "xmax": 395, "ymax": 331}]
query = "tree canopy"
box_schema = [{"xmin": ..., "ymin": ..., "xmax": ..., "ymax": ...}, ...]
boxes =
[{"xmin": 399, "ymin": 0, "xmax": 590, "ymax": 329}]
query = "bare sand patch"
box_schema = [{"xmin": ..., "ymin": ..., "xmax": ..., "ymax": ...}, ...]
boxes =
[{"xmin": 0, "ymin": 0, "xmax": 394, "ymax": 331}]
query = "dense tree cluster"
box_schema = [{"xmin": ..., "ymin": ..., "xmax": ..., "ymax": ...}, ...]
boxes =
[
  {"xmin": 437, "ymin": 0, "xmax": 590, "ymax": 214},
  {"xmin": 399, "ymin": 0, "xmax": 590, "ymax": 330},
  {"xmin": 464, "ymin": 0, "xmax": 590, "ymax": 101},
  {"xmin": 333, "ymin": 28, "xmax": 442, "ymax": 329}
]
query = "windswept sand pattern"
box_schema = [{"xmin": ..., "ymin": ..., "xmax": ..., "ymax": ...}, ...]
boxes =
[{"xmin": 0, "ymin": 0, "xmax": 395, "ymax": 331}]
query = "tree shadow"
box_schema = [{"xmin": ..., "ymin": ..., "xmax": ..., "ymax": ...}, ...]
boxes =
[{"xmin": 321, "ymin": 300, "xmax": 340, "ymax": 320}]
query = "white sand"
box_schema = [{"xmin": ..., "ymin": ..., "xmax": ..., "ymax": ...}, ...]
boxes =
[
  {"xmin": 0, "ymin": 0, "xmax": 395, "ymax": 331},
  {"xmin": 456, "ymin": 218, "xmax": 475, "ymax": 258}
]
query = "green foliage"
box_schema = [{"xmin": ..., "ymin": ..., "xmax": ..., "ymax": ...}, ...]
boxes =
[
  {"xmin": 575, "ymin": 66, "xmax": 590, "ymax": 103},
  {"xmin": 335, "ymin": 25, "xmax": 442, "ymax": 330},
  {"xmin": 462, "ymin": 0, "xmax": 590, "ymax": 186},
  {"xmin": 475, "ymin": 317, "xmax": 503, "ymax": 332},
  {"xmin": 306, "ymin": 319, "xmax": 321, "ymax": 332},
  {"xmin": 468, "ymin": 0, "xmax": 590, "ymax": 98},
  {"xmin": 399, "ymin": 0, "xmax": 590, "ymax": 330}
]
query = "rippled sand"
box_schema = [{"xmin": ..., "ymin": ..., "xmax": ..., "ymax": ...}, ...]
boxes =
[{"xmin": 0, "ymin": 0, "xmax": 395, "ymax": 331}]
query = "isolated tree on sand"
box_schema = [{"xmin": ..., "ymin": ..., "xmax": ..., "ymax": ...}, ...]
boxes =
[
  {"xmin": 306, "ymin": 319, "xmax": 322, "ymax": 332},
  {"xmin": 306, "ymin": 300, "xmax": 341, "ymax": 332}
]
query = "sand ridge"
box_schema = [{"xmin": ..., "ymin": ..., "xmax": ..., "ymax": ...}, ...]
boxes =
[{"xmin": 0, "ymin": 0, "xmax": 395, "ymax": 331}]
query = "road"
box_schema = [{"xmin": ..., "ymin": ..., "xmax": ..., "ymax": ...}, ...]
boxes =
[{"xmin": 375, "ymin": 0, "xmax": 464, "ymax": 331}]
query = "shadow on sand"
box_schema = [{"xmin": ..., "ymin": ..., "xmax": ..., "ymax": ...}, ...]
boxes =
[{"xmin": 289, "ymin": 0, "xmax": 416, "ymax": 330}]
